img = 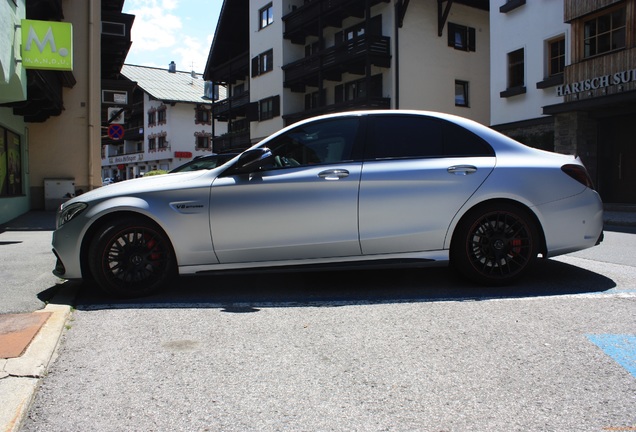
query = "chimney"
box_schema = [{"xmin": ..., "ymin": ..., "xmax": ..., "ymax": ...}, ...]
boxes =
[{"xmin": 168, "ymin": 61, "xmax": 176, "ymax": 73}]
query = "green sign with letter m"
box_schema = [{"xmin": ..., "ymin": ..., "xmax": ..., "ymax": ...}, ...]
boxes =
[{"xmin": 21, "ymin": 19, "xmax": 73, "ymax": 71}]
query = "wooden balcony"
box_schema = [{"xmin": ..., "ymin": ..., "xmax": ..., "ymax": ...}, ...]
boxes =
[
  {"xmin": 283, "ymin": 35, "xmax": 391, "ymax": 91},
  {"xmin": 212, "ymin": 91, "xmax": 250, "ymax": 121},
  {"xmin": 212, "ymin": 130, "xmax": 251, "ymax": 153},
  {"xmin": 283, "ymin": 0, "xmax": 390, "ymax": 44},
  {"xmin": 562, "ymin": 48, "xmax": 636, "ymax": 103},
  {"xmin": 205, "ymin": 53, "xmax": 249, "ymax": 84},
  {"xmin": 283, "ymin": 96, "xmax": 390, "ymax": 125}
]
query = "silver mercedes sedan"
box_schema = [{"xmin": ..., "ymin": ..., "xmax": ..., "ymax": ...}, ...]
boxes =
[{"xmin": 52, "ymin": 110, "xmax": 604, "ymax": 297}]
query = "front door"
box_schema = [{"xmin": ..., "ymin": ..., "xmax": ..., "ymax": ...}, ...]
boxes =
[
  {"xmin": 599, "ymin": 114, "xmax": 636, "ymax": 204},
  {"xmin": 209, "ymin": 117, "xmax": 364, "ymax": 263}
]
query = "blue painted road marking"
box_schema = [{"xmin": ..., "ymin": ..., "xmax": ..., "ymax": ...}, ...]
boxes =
[{"xmin": 587, "ymin": 334, "xmax": 636, "ymax": 378}]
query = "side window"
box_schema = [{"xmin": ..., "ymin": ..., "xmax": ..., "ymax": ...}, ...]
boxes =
[
  {"xmin": 267, "ymin": 118, "xmax": 360, "ymax": 168},
  {"xmin": 442, "ymin": 122, "xmax": 494, "ymax": 156},
  {"xmin": 367, "ymin": 115, "xmax": 443, "ymax": 159},
  {"xmin": 366, "ymin": 115, "xmax": 494, "ymax": 159}
]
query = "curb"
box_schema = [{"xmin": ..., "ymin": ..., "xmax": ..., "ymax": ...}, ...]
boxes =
[{"xmin": 0, "ymin": 282, "xmax": 78, "ymax": 432}]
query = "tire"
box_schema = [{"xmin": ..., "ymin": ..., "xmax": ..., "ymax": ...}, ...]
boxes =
[
  {"xmin": 88, "ymin": 217, "xmax": 176, "ymax": 297},
  {"xmin": 451, "ymin": 203, "xmax": 540, "ymax": 286}
]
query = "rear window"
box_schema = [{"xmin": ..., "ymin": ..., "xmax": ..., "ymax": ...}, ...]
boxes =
[{"xmin": 365, "ymin": 114, "xmax": 494, "ymax": 160}]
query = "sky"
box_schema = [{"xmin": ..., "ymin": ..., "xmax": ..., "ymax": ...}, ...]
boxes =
[{"xmin": 122, "ymin": 0, "xmax": 223, "ymax": 74}]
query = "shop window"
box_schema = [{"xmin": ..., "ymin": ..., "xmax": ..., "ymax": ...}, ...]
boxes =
[
  {"xmin": 259, "ymin": 3, "xmax": 273, "ymax": 29},
  {"xmin": 0, "ymin": 127, "xmax": 22, "ymax": 196},
  {"xmin": 447, "ymin": 23, "xmax": 476, "ymax": 52},
  {"xmin": 584, "ymin": 6, "xmax": 626, "ymax": 58},
  {"xmin": 455, "ymin": 81, "xmax": 469, "ymax": 107}
]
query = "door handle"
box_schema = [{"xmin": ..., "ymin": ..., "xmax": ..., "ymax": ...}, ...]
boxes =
[
  {"xmin": 447, "ymin": 165, "xmax": 477, "ymax": 175},
  {"xmin": 318, "ymin": 169, "xmax": 349, "ymax": 180}
]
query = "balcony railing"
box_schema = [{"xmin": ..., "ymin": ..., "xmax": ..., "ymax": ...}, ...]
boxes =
[
  {"xmin": 212, "ymin": 91, "xmax": 250, "ymax": 120},
  {"xmin": 206, "ymin": 53, "xmax": 249, "ymax": 84},
  {"xmin": 283, "ymin": 35, "xmax": 391, "ymax": 90},
  {"xmin": 283, "ymin": 96, "xmax": 390, "ymax": 125},
  {"xmin": 212, "ymin": 130, "xmax": 251, "ymax": 153},
  {"xmin": 283, "ymin": 0, "xmax": 389, "ymax": 43}
]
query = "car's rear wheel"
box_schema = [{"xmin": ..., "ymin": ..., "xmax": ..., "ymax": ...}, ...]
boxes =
[
  {"xmin": 88, "ymin": 217, "xmax": 176, "ymax": 297},
  {"xmin": 451, "ymin": 203, "xmax": 539, "ymax": 285}
]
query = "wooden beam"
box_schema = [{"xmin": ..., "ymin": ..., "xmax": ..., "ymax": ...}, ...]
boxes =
[{"xmin": 438, "ymin": 0, "xmax": 454, "ymax": 37}]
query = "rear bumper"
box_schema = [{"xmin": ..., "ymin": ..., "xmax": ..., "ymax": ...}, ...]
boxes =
[{"xmin": 536, "ymin": 189, "xmax": 604, "ymax": 258}]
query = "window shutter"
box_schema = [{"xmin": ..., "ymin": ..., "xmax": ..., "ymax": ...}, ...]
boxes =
[
  {"xmin": 469, "ymin": 27, "xmax": 476, "ymax": 51},
  {"xmin": 335, "ymin": 85, "xmax": 344, "ymax": 103},
  {"xmin": 335, "ymin": 31, "xmax": 343, "ymax": 44},
  {"xmin": 447, "ymin": 23, "xmax": 455, "ymax": 47},
  {"xmin": 266, "ymin": 50, "xmax": 274, "ymax": 72},
  {"xmin": 370, "ymin": 15, "xmax": 382, "ymax": 36},
  {"xmin": 247, "ymin": 102, "xmax": 259, "ymax": 121},
  {"xmin": 273, "ymin": 95, "xmax": 281, "ymax": 117},
  {"xmin": 251, "ymin": 56, "xmax": 259, "ymax": 77}
]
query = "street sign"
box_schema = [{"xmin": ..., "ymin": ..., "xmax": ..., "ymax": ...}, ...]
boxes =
[
  {"xmin": 107, "ymin": 107, "xmax": 125, "ymax": 124},
  {"xmin": 107, "ymin": 124, "xmax": 124, "ymax": 140}
]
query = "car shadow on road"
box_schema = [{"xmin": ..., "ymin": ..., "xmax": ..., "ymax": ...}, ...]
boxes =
[{"xmin": 64, "ymin": 258, "xmax": 617, "ymax": 312}]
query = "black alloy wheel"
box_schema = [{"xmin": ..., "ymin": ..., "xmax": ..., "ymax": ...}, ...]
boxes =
[
  {"xmin": 88, "ymin": 217, "xmax": 175, "ymax": 297},
  {"xmin": 451, "ymin": 203, "xmax": 539, "ymax": 285}
]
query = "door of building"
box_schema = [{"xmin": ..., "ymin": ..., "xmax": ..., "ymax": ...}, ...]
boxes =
[{"xmin": 599, "ymin": 114, "xmax": 636, "ymax": 204}]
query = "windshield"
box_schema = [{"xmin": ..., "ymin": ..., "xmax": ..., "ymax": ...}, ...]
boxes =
[{"xmin": 170, "ymin": 154, "xmax": 237, "ymax": 173}]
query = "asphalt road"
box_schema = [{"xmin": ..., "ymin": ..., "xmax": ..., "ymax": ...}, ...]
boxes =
[{"xmin": 18, "ymin": 228, "xmax": 636, "ymax": 432}]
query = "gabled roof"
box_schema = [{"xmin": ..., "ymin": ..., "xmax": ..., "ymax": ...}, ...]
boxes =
[{"xmin": 121, "ymin": 64, "xmax": 212, "ymax": 104}]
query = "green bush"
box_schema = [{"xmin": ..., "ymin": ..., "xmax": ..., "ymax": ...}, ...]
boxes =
[{"xmin": 144, "ymin": 170, "xmax": 169, "ymax": 177}]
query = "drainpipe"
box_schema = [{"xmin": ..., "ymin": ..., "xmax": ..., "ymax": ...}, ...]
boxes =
[
  {"xmin": 394, "ymin": 1, "xmax": 400, "ymax": 109},
  {"xmin": 88, "ymin": 0, "xmax": 96, "ymax": 189}
]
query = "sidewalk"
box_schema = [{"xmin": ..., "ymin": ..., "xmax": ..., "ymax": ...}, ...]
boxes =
[
  {"xmin": 0, "ymin": 205, "xmax": 634, "ymax": 432},
  {"xmin": 1, "ymin": 211, "xmax": 77, "ymax": 432}
]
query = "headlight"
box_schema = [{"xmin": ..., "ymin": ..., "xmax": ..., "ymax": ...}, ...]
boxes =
[{"xmin": 57, "ymin": 202, "xmax": 88, "ymax": 228}]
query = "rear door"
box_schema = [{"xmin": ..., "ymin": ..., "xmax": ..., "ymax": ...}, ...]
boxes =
[{"xmin": 358, "ymin": 114, "xmax": 496, "ymax": 255}]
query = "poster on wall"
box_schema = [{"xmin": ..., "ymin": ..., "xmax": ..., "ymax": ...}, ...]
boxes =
[
  {"xmin": 7, "ymin": 130, "xmax": 22, "ymax": 196},
  {"xmin": 0, "ymin": 128, "xmax": 6, "ymax": 196}
]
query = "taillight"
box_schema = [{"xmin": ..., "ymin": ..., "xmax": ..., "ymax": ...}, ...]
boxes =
[{"xmin": 561, "ymin": 164, "xmax": 595, "ymax": 190}]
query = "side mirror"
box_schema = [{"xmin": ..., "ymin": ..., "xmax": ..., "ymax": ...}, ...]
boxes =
[{"xmin": 232, "ymin": 147, "xmax": 274, "ymax": 174}]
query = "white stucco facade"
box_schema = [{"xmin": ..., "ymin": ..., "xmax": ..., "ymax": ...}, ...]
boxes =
[
  {"xmin": 399, "ymin": 1, "xmax": 490, "ymax": 125},
  {"xmin": 490, "ymin": 0, "xmax": 568, "ymax": 126},
  {"xmin": 101, "ymin": 65, "xmax": 228, "ymax": 181},
  {"xmin": 242, "ymin": 0, "xmax": 491, "ymax": 143}
]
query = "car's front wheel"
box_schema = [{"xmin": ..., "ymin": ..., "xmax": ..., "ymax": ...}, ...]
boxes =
[
  {"xmin": 451, "ymin": 203, "xmax": 540, "ymax": 285},
  {"xmin": 88, "ymin": 217, "xmax": 176, "ymax": 297}
]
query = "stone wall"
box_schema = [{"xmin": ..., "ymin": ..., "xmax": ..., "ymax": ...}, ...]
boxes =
[{"xmin": 554, "ymin": 111, "xmax": 599, "ymax": 184}]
